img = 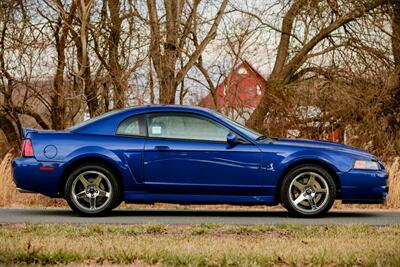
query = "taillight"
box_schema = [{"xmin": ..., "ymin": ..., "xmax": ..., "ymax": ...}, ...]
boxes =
[{"xmin": 21, "ymin": 139, "xmax": 34, "ymax": 157}]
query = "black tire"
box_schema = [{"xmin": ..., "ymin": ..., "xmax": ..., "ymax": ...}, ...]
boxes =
[
  {"xmin": 112, "ymin": 200, "xmax": 123, "ymax": 209},
  {"xmin": 280, "ymin": 164, "xmax": 336, "ymax": 217},
  {"xmin": 64, "ymin": 164, "xmax": 121, "ymax": 216}
]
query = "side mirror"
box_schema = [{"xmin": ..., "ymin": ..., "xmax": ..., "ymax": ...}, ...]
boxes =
[{"xmin": 226, "ymin": 133, "xmax": 240, "ymax": 145}]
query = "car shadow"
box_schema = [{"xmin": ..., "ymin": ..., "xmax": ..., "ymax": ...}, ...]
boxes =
[{"xmin": 110, "ymin": 209, "xmax": 379, "ymax": 218}]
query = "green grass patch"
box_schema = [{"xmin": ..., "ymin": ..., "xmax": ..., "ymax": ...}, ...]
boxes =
[
  {"xmin": 191, "ymin": 222, "xmax": 220, "ymax": 235},
  {"xmin": 0, "ymin": 223, "xmax": 399, "ymax": 266}
]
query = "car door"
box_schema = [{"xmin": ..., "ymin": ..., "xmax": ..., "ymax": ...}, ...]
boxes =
[
  {"xmin": 143, "ymin": 112, "xmax": 263, "ymax": 196},
  {"xmin": 115, "ymin": 114, "xmax": 147, "ymax": 190}
]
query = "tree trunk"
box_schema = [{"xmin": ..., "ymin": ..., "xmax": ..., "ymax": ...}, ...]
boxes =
[
  {"xmin": 77, "ymin": 0, "xmax": 98, "ymax": 117},
  {"xmin": 156, "ymin": 0, "xmax": 182, "ymax": 104},
  {"xmin": 51, "ymin": 2, "xmax": 77, "ymax": 129},
  {"xmin": 158, "ymin": 74, "xmax": 177, "ymax": 104},
  {"xmin": 390, "ymin": 0, "xmax": 400, "ymax": 91},
  {"xmin": 108, "ymin": 0, "xmax": 127, "ymax": 109},
  {"xmin": 51, "ymin": 56, "xmax": 66, "ymax": 130},
  {"xmin": 0, "ymin": 114, "xmax": 20, "ymax": 152},
  {"xmin": 148, "ymin": 58, "xmax": 155, "ymax": 104},
  {"xmin": 384, "ymin": 0, "xmax": 400, "ymax": 131},
  {"xmin": 245, "ymin": 1, "xmax": 303, "ymax": 131},
  {"xmin": 246, "ymin": 78, "xmax": 285, "ymax": 132}
]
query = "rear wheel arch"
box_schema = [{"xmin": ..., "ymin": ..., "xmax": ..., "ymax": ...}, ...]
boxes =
[
  {"xmin": 275, "ymin": 159, "xmax": 342, "ymax": 203},
  {"xmin": 59, "ymin": 156, "xmax": 123, "ymax": 199}
]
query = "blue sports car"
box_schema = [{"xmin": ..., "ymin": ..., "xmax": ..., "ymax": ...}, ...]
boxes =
[{"xmin": 12, "ymin": 105, "xmax": 388, "ymax": 217}]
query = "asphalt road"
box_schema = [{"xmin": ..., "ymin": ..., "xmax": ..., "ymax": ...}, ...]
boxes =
[{"xmin": 0, "ymin": 208, "xmax": 399, "ymax": 225}]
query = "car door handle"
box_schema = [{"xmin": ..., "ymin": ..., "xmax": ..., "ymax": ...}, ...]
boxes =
[{"xmin": 154, "ymin": 146, "xmax": 170, "ymax": 151}]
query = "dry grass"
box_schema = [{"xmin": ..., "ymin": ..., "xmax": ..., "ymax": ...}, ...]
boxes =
[
  {"xmin": 386, "ymin": 157, "xmax": 400, "ymax": 208},
  {"xmin": 1, "ymin": 152, "xmax": 399, "ymax": 209},
  {"xmin": 0, "ymin": 152, "xmax": 65, "ymax": 208},
  {"xmin": 0, "ymin": 224, "xmax": 399, "ymax": 266}
]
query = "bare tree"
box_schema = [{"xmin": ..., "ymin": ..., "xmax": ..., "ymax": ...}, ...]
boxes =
[
  {"xmin": 240, "ymin": 0, "xmax": 387, "ymax": 132},
  {"xmin": 0, "ymin": 0, "xmax": 51, "ymax": 151},
  {"xmin": 385, "ymin": 0, "xmax": 400, "ymax": 125},
  {"xmin": 72, "ymin": 0, "xmax": 99, "ymax": 117},
  {"xmin": 0, "ymin": 1, "xmax": 22, "ymax": 149},
  {"xmin": 91, "ymin": 0, "xmax": 145, "ymax": 110},
  {"xmin": 48, "ymin": 0, "xmax": 78, "ymax": 129},
  {"xmin": 146, "ymin": 0, "xmax": 228, "ymax": 104}
]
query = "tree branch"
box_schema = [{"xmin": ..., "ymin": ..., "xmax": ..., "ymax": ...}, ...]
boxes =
[
  {"xmin": 283, "ymin": 0, "xmax": 387, "ymax": 80},
  {"xmin": 175, "ymin": 0, "xmax": 228, "ymax": 85}
]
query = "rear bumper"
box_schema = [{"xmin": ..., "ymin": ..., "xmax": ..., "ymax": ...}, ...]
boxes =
[
  {"xmin": 12, "ymin": 157, "xmax": 65, "ymax": 197},
  {"xmin": 340, "ymin": 169, "xmax": 388, "ymax": 204}
]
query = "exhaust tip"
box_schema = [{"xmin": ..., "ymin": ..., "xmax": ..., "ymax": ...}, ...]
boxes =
[{"xmin": 16, "ymin": 188, "xmax": 34, "ymax": 194}]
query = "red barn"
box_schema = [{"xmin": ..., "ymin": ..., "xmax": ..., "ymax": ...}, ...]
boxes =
[{"xmin": 199, "ymin": 61, "xmax": 266, "ymax": 122}]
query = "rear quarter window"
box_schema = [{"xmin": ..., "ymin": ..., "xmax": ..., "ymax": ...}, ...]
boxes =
[{"xmin": 116, "ymin": 115, "xmax": 146, "ymax": 136}]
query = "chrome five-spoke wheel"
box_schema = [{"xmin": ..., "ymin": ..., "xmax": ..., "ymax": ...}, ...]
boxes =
[
  {"xmin": 71, "ymin": 171, "xmax": 112, "ymax": 211},
  {"xmin": 289, "ymin": 172, "xmax": 329, "ymax": 213},
  {"xmin": 281, "ymin": 165, "xmax": 336, "ymax": 217},
  {"xmin": 65, "ymin": 164, "xmax": 121, "ymax": 216}
]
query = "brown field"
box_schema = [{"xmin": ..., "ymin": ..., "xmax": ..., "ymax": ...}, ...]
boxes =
[
  {"xmin": 1, "ymin": 151, "xmax": 400, "ymax": 210},
  {"xmin": 0, "ymin": 224, "xmax": 399, "ymax": 266}
]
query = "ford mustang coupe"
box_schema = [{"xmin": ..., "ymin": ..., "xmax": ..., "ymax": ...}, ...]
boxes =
[{"xmin": 12, "ymin": 105, "xmax": 388, "ymax": 217}]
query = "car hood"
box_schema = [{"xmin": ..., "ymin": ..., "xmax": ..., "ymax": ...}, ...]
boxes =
[{"xmin": 267, "ymin": 138, "xmax": 376, "ymax": 159}]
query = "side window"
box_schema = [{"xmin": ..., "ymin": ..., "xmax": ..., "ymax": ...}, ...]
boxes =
[
  {"xmin": 117, "ymin": 115, "xmax": 146, "ymax": 136},
  {"xmin": 147, "ymin": 113, "xmax": 231, "ymax": 142}
]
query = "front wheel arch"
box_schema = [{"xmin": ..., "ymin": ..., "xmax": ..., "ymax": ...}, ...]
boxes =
[{"xmin": 275, "ymin": 160, "xmax": 342, "ymax": 203}]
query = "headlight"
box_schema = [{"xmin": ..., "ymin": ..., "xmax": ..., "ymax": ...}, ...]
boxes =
[{"xmin": 353, "ymin": 160, "xmax": 381, "ymax": 170}]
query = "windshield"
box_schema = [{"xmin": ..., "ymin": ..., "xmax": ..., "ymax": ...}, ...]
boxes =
[{"xmin": 209, "ymin": 110, "xmax": 263, "ymax": 140}]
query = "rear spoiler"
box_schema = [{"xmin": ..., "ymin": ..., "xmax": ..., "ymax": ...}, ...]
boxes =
[{"xmin": 22, "ymin": 128, "xmax": 38, "ymax": 138}]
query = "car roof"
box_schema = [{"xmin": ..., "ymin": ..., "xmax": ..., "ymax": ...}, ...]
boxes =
[
  {"xmin": 122, "ymin": 104, "xmax": 212, "ymax": 113},
  {"xmin": 69, "ymin": 104, "xmax": 259, "ymax": 143},
  {"xmin": 70, "ymin": 105, "xmax": 217, "ymax": 135},
  {"xmin": 108, "ymin": 105, "xmax": 218, "ymax": 121}
]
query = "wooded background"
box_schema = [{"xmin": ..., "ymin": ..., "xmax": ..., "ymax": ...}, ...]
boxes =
[{"xmin": 0, "ymin": 0, "xmax": 399, "ymax": 159}]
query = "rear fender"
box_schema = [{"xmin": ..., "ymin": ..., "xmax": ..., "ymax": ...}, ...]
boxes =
[
  {"xmin": 64, "ymin": 146, "xmax": 122, "ymax": 164},
  {"xmin": 63, "ymin": 146, "xmax": 136, "ymax": 190}
]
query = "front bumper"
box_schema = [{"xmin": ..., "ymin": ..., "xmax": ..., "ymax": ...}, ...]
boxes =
[
  {"xmin": 340, "ymin": 169, "xmax": 388, "ymax": 204},
  {"xmin": 12, "ymin": 157, "xmax": 65, "ymax": 197}
]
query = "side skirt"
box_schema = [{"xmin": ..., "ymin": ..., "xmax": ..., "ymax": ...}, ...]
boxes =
[{"xmin": 123, "ymin": 192, "xmax": 277, "ymax": 206}]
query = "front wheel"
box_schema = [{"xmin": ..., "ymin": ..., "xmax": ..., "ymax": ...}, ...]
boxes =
[
  {"xmin": 280, "ymin": 165, "xmax": 336, "ymax": 217},
  {"xmin": 65, "ymin": 164, "xmax": 121, "ymax": 216}
]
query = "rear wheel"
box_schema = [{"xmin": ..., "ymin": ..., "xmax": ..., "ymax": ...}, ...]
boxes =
[
  {"xmin": 280, "ymin": 165, "xmax": 336, "ymax": 217},
  {"xmin": 65, "ymin": 164, "xmax": 121, "ymax": 216}
]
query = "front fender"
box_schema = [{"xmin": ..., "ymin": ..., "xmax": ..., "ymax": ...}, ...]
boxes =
[
  {"xmin": 264, "ymin": 148, "xmax": 355, "ymax": 193},
  {"xmin": 278, "ymin": 150, "xmax": 342, "ymax": 173}
]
